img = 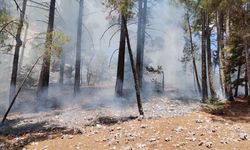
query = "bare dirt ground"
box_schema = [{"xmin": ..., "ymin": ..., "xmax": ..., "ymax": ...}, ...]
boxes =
[{"xmin": 1, "ymin": 86, "xmax": 250, "ymax": 150}]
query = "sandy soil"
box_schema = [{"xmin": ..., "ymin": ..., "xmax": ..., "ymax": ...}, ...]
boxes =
[{"xmin": 24, "ymin": 109, "xmax": 250, "ymax": 150}]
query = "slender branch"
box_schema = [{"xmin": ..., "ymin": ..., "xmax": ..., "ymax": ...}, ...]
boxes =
[
  {"xmin": 0, "ymin": 20, "xmax": 14, "ymax": 34},
  {"xmin": 109, "ymin": 29, "xmax": 120, "ymax": 46},
  {"xmin": 109, "ymin": 48, "xmax": 119, "ymax": 67},
  {"xmin": 1, "ymin": 56, "xmax": 43, "ymax": 125},
  {"xmin": 100, "ymin": 23, "xmax": 120, "ymax": 41}
]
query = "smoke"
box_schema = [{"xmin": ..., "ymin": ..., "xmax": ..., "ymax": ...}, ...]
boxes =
[{"xmin": 0, "ymin": 0, "xmax": 199, "ymax": 115}]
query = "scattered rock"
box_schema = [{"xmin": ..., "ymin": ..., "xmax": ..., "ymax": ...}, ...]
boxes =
[
  {"xmin": 174, "ymin": 127, "xmax": 183, "ymax": 133},
  {"xmin": 165, "ymin": 137, "xmax": 171, "ymax": 142},
  {"xmin": 96, "ymin": 124, "xmax": 102, "ymax": 129},
  {"xmin": 137, "ymin": 144, "xmax": 146, "ymax": 148},
  {"xmin": 220, "ymin": 139, "xmax": 228, "ymax": 144},
  {"xmin": 140, "ymin": 124, "xmax": 147, "ymax": 128},
  {"xmin": 239, "ymin": 132, "xmax": 249, "ymax": 140},
  {"xmin": 196, "ymin": 119, "xmax": 204, "ymax": 123},
  {"xmin": 123, "ymin": 146, "xmax": 133, "ymax": 150},
  {"xmin": 198, "ymin": 141, "xmax": 204, "ymax": 146},
  {"xmin": 116, "ymin": 127, "xmax": 122, "ymax": 130},
  {"xmin": 205, "ymin": 142, "xmax": 213, "ymax": 149},
  {"xmin": 149, "ymin": 138, "xmax": 157, "ymax": 142},
  {"xmin": 185, "ymin": 137, "xmax": 196, "ymax": 141},
  {"xmin": 175, "ymin": 142, "xmax": 186, "ymax": 148}
]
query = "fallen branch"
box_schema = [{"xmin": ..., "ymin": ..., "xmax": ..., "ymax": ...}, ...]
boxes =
[{"xmin": 1, "ymin": 56, "xmax": 42, "ymax": 125}]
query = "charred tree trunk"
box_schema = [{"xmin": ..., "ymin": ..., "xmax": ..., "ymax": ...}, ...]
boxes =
[
  {"xmin": 136, "ymin": 0, "xmax": 147, "ymax": 88},
  {"xmin": 18, "ymin": 21, "xmax": 29, "ymax": 71},
  {"xmin": 74, "ymin": 0, "xmax": 84, "ymax": 96},
  {"xmin": 37, "ymin": 0, "xmax": 56, "ymax": 102},
  {"xmin": 9, "ymin": 0, "xmax": 27, "ymax": 104},
  {"xmin": 187, "ymin": 11, "xmax": 201, "ymax": 94},
  {"xmin": 123, "ymin": 16, "xmax": 144, "ymax": 116},
  {"xmin": 234, "ymin": 65, "xmax": 241, "ymax": 97},
  {"xmin": 206, "ymin": 15, "xmax": 217, "ymax": 98},
  {"xmin": 136, "ymin": 0, "xmax": 143, "ymax": 87},
  {"xmin": 201, "ymin": 11, "xmax": 208, "ymax": 102},
  {"xmin": 115, "ymin": 16, "xmax": 126, "ymax": 97},
  {"xmin": 59, "ymin": 51, "xmax": 65, "ymax": 85}
]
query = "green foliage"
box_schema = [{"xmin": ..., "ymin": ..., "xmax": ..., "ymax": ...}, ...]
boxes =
[
  {"xmin": 38, "ymin": 31, "xmax": 70, "ymax": 56},
  {"xmin": 0, "ymin": 9, "xmax": 15, "ymax": 52},
  {"xmin": 103, "ymin": 0, "xmax": 134, "ymax": 17},
  {"xmin": 201, "ymin": 98, "xmax": 225, "ymax": 115}
]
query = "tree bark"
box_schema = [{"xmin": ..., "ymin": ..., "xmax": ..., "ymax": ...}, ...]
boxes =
[
  {"xmin": 18, "ymin": 21, "xmax": 29, "ymax": 71},
  {"xmin": 217, "ymin": 11, "xmax": 227, "ymax": 99},
  {"xmin": 244, "ymin": 34, "xmax": 250, "ymax": 103},
  {"xmin": 37, "ymin": 0, "xmax": 56, "ymax": 103},
  {"xmin": 225, "ymin": 11, "xmax": 234, "ymax": 101},
  {"xmin": 123, "ymin": 16, "xmax": 144, "ymax": 116},
  {"xmin": 201, "ymin": 10, "xmax": 208, "ymax": 101},
  {"xmin": 234, "ymin": 65, "xmax": 241, "ymax": 97},
  {"xmin": 9, "ymin": 0, "xmax": 27, "ymax": 104},
  {"xmin": 59, "ymin": 51, "xmax": 65, "ymax": 85},
  {"xmin": 136, "ymin": 0, "xmax": 147, "ymax": 88},
  {"xmin": 74, "ymin": 0, "xmax": 84, "ymax": 96},
  {"xmin": 115, "ymin": 16, "xmax": 126, "ymax": 97},
  {"xmin": 206, "ymin": 14, "xmax": 217, "ymax": 98}
]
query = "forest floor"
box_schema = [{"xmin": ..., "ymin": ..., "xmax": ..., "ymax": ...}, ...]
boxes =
[{"xmin": 1, "ymin": 86, "xmax": 250, "ymax": 150}]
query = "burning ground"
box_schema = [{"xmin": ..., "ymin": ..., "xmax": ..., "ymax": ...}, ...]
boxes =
[{"xmin": 1, "ymin": 86, "xmax": 250, "ymax": 150}]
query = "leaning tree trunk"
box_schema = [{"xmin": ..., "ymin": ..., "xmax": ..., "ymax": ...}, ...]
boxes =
[
  {"xmin": 187, "ymin": 11, "xmax": 201, "ymax": 95},
  {"xmin": 123, "ymin": 16, "xmax": 144, "ymax": 116},
  {"xmin": 74, "ymin": 0, "xmax": 84, "ymax": 96},
  {"xmin": 201, "ymin": 10, "xmax": 208, "ymax": 102},
  {"xmin": 9, "ymin": 0, "xmax": 27, "ymax": 104},
  {"xmin": 115, "ymin": 16, "xmax": 126, "ymax": 97},
  {"xmin": 37, "ymin": 0, "xmax": 56, "ymax": 103}
]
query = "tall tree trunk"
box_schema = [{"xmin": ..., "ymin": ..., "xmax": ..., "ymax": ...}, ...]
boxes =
[
  {"xmin": 207, "ymin": 26, "xmax": 217, "ymax": 98},
  {"xmin": 136, "ymin": 0, "xmax": 143, "ymax": 87},
  {"xmin": 225, "ymin": 11, "xmax": 234, "ymax": 101},
  {"xmin": 136, "ymin": 0, "xmax": 147, "ymax": 88},
  {"xmin": 187, "ymin": 11, "xmax": 201, "ymax": 94},
  {"xmin": 245, "ymin": 65, "xmax": 249, "ymax": 98},
  {"xmin": 234, "ymin": 65, "xmax": 241, "ymax": 97},
  {"xmin": 201, "ymin": 10, "xmax": 208, "ymax": 101},
  {"xmin": 123, "ymin": 16, "xmax": 144, "ymax": 116},
  {"xmin": 74, "ymin": 0, "xmax": 84, "ymax": 96},
  {"xmin": 59, "ymin": 51, "xmax": 65, "ymax": 85},
  {"xmin": 115, "ymin": 16, "xmax": 126, "ymax": 97},
  {"xmin": 37, "ymin": 0, "xmax": 56, "ymax": 103},
  {"xmin": 217, "ymin": 11, "xmax": 227, "ymax": 98},
  {"xmin": 18, "ymin": 21, "xmax": 29, "ymax": 71},
  {"xmin": 244, "ymin": 34, "xmax": 250, "ymax": 103},
  {"xmin": 9, "ymin": 0, "xmax": 27, "ymax": 104}
]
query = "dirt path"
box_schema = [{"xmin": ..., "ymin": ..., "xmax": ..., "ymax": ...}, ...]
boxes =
[{"xmin": 25, "ymin": 109, "xmax": 250, "ymax": 150}]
